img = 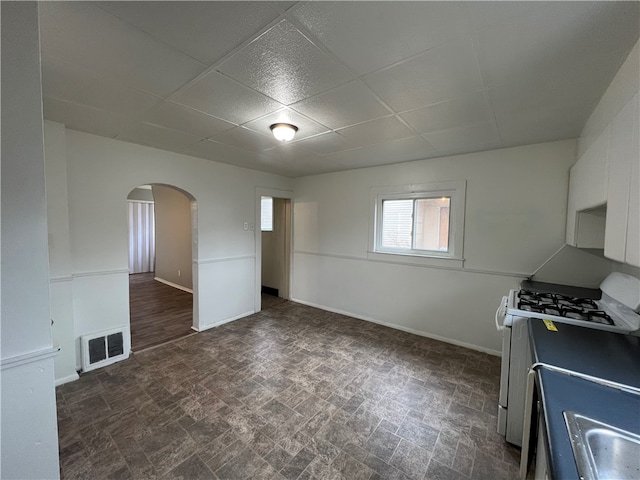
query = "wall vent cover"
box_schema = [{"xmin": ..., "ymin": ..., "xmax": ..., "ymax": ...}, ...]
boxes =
[{"xmin": 81, "ymin": 326, "xmax": 128, "ymax": 372}]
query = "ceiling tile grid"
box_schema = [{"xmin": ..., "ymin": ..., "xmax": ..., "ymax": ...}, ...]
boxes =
[
  {"xmin": 217, "ymin": 19, "xmax": 355, "ymax": 105},
  {"xmin": 290, "ymin": 80, "xmax": 392, "ymax": 131},
  {"xmin": 37, "ymin": 1, "xmax": 640, "ymax": 177},
  {"xmin": 94, "ymin": 1, "xmax": 283, "ymax": 65},
  {"xmin": 38, "ymin": 2, "xmax": 208, "ymax": 97},
  {"xmin": 170, "ymin": 70, "xmax": 284, "ymax": 125},
  {"xmin": 140, "ymin": 103, "xmax": 236, "ymax": 139}
]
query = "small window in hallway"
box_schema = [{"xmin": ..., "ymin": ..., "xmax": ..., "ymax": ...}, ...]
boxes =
[{"xmin": 261, "ymin": 196, "xmax": 273, "ymax": 231}]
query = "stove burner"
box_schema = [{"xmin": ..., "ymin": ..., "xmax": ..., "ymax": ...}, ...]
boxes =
[{"xmin": 517, "ymin": 289, "xmax": 614, "ymax": 325}]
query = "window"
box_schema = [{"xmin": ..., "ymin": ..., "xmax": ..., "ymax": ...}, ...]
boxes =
[
  {"xmin": 381, "ymin": 197, "xmax": 450, "ymax": 252},
  {"xmin": 261, "ymin": 196, "xmax": 273, "ymax": 231},
  {"xmin": 371, "ymin": 181, "xmax": 465, "ymax": 264}
]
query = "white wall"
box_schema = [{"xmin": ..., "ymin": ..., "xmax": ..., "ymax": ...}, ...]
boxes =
[
  {"xmin": 153, "ymin": 184, "xmax": 193, "ymax": 290},
  {"xmin": 45, "ymin": 125, "xmax": 293, "ymax": 374},
  {"xmin": 1, "ymin": 3, "xmax": 60, "ymax": 478},
  {"xmin": 45, "ymin": 120, "xmax": 78, "ymax": 384},
  {"xmin": 292, "ymin": 140, "xmax": 577, "ymax": 354}
]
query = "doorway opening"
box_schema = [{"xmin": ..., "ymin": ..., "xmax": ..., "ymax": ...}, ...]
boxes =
[
  {"xmin": 127, "ymin": 184, "xmax": 197, "ymax": 351},
  {"xmin": 256, "ymin": 189, "xmax": 293, "ymax": 312}
]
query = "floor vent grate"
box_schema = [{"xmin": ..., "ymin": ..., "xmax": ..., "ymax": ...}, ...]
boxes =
[{"xmin": 81, "ymin": 327, "xmax": 128, "ymax": 372}]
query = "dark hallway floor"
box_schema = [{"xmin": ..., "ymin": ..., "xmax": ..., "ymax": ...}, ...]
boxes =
[
  {"xmin": 57, "ymin": 299, "xmax": 519, "ymax": 479},
  {"xmin": 129, "ymin": 273, "xmax": 194, "ymax": 352}
]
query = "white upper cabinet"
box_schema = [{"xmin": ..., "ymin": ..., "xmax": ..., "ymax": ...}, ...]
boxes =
[
  {"xmin": 566, "ymin": 126, "xmax": 609, "ymax": 247},
  {"xmin": 623, "ymin": 97, "xmax": 640, "ymax": 267},
  {"xmin": 626, "ymin": 149, "xmax": 640, "ymax": 266},
  {"xmin": 566, "ymin": 94, "xmax": 640, "ymax": 267},
  {"xmin": 566, "ymin": 39, "xmax": 639, "ymax": 266},
  {"xmin": 604, "ymin": 95, "xmax": 639, "ymax": 263}
]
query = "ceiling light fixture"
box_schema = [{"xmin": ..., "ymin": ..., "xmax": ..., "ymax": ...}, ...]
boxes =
[{"xmin": 270, "ymin": 123, "xmax": 298, "ymax": 142}]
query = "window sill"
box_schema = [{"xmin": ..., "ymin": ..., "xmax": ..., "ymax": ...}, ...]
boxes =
[{"xmin": 367, "ymin": 250, "xmax": 464, "ymax": 269}]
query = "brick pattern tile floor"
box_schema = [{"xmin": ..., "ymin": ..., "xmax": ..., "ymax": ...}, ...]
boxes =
[{"xmin": 56, "ymin": 299, "xmax": 520, "ymax": 479}]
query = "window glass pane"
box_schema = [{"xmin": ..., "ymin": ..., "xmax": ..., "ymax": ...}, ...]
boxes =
[
  {"xmin": 261, "ymin": 196, "xmax": 273, "ymax": 231},
  {"xmin": 381, "ymin": 199, "xmax": 413, "ymax": 249},
  {"xmin": 414, "ymin": 197, "xmax": 450, "ymax": 251}
]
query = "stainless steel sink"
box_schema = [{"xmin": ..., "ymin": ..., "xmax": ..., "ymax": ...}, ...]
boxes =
[{"xmin": 564, "ymin": 411, "xmax": 640, "ymax": 480}]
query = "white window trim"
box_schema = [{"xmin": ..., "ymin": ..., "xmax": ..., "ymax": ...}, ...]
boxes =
[{"xmin": 368, "ymin": 181, "xmax": 466, "ymax": 268}]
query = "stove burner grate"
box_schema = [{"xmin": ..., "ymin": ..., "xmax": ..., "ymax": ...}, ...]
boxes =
[{"xmin": 517, "ymin": 290, "xmax": 614, "ymax": 325}]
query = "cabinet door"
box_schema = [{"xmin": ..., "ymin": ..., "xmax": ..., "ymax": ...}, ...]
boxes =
[
  {"xmin": 625, "ymin": 97, "xmax": 640, "ymax": 267},
  {"xmin": 566, "ymin": 128, "xmax": 609, "ymax": 246},
  {"xmin": 604, "ymin": 98, "xmax": 635, "ymax": 262}
]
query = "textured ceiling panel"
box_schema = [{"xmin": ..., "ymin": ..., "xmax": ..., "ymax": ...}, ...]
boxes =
[
  {"xmin": 43, "ymin": 97, "xmax": 126, "ymax": 139},
  {"xmin": 38, "ymin": 1, "xmax": 640, "ymax": 177},
  {"xmin": 218, "ymin": 19, "xmax": 353, "ymax": 105},
  {"xmin": 39, "ymin": 2, "xmax": 207, "ymax": 96},
  {"xmin": 291, "ymin": 81, "xmax": 391, "ymax": 130},
  {"xmin": 41, "ymin": 56, "xmax": 162, "ymax": 117},
  {"xmin": 292, "ymin": 2, "xmax": 471, "ymax": 75},
  {"xmin": 293, "ymin": 132, "xmax": 358, "ymax": 155},
  {"xmin": 363, "ymin": 37, "xmax": 485, "ymax": 113},
  {"xmin": 323, "ymin": 136, "xmax": 439, "ymax": 171},
  {"xmin": 423, "ymin": 121, "xmax": 500, "ymax": 154},
  {"xmin": 95, "ymin": 1, "xmax": 281, "ymax": 65},
  {"xmin": 336, "ymin": 116, "xmax": 415, "ymax": 148},
  {"xmin": 171, "ymin": 70, "xmax": 283, "ymax": 125},
  {"xmin": 117, "ymin": 122, "xmax": 202, "ymax": 152},
  {"xmin": 400, "ymin": 93, "xmax": 493, "ymax": 135},
  {"xmin": 141, "ymin": 103, "xmax": 235, "ymax": 139}
]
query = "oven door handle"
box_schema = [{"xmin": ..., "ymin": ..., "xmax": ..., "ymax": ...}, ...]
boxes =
[{"xmin": 495, "ymin": 296, "xmax": 508, "ymax": 331}]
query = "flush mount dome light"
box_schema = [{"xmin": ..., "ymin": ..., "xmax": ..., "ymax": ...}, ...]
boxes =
[{"xmin": 270, "ymin": 123, "xmax": 298, "ymax": 142}]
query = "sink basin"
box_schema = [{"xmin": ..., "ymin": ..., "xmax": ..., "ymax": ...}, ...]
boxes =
[{"xmin": 564, "ymin": 411, "xmax": 640, "ymax": 480}]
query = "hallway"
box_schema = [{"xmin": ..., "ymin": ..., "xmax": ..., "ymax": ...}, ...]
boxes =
[{"xmin": 129, "ymin": 273, "xmax": 193, "ymax": 352}]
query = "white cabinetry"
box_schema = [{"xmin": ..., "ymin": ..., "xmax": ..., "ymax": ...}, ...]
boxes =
[
  {"xmin": 566, "ymin": 94, "xmax": 640, "ymax": 267},
  {"xmin": 604, "ymin": 95, "xmax": 639, "ymax": 266},
  {"xmin": 566, "ymin": 127, "xmax": 609, "ymax": 247},
  {"xmin": 626, "ymin": 143, "xmax": 639, "ymax": 266}
]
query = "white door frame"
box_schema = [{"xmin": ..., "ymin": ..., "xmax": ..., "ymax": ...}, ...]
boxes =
[
  {"xmin": 254, "ymin": 187, "xmax": 293, "ymax": 313},
  {"xmin": 127, "ymin": 184, "xmax": 200, "ymax": 338}
]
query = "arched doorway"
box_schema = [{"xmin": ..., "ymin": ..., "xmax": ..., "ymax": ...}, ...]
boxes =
[{"xmin": 127, "ymin": 184, "xmax": 198, "ymax": 351}]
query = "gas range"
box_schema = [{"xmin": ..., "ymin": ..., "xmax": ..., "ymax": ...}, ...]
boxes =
[
  {"xmin": 497, "ymin": 272, "xmax": 640, "ymax": 446},
  {"xmin": 505, "ymin": 274, "xmax": 640, "ymax": 334}
]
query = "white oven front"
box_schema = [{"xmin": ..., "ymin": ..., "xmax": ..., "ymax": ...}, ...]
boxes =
[{"xmin": 497, "ymin": 311, "xmax": 532, "ymax": 446}]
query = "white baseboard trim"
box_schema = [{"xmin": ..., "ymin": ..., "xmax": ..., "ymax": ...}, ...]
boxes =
[
  {"xmin": 291, "ymin": 298, "xmax": 502, "ymax": 357},
  {"xmin": 194, "ymin": 311, "xmax": 255, "ymax": 332},
  {"xmin": 55, "ymin": 372, "xmax": 80, "ymax": 386},
  {"xmin": 154, "ymin": 277, "xmax": 193, "ymax": 294}
]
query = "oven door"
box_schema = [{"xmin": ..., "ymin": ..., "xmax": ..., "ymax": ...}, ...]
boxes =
[
  {"xmin": 497, "ymin": 297, "xmax": 510, "ymax": 436},
  {"xmin": 504, "ymin": 316, "xmax": 533, "ymax": 446},
  {"xmin": 497, "ymin": 324, "xmax": 510, "ymax": 436}
]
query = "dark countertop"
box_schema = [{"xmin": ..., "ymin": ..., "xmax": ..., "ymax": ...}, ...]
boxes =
[
  {"xmin": 538, "ymin": 369, "xmax": 640, "ymax": 480},
  {"xmin": 529, "ymin": 319, "xmax": 640, "ymax": 388},
  {"xmin": 528, "ymin": 319, "xmax": 640, "ymax": 479}
]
